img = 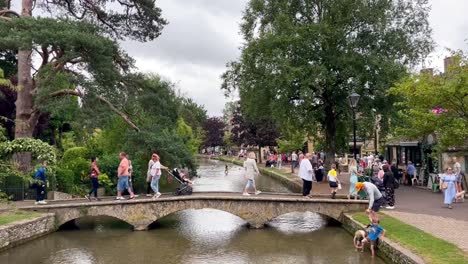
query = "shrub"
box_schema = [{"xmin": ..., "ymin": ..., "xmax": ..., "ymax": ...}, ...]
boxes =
[
  {"xmin": 62, "ymin": 147, "xmax": 88, "ymax": 163},
  {"xmin": 55, "ymin": 168, "xmax": 75, "ymax": 193}
]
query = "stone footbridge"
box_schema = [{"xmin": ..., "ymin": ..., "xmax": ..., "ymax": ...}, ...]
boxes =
[{"xmin": 19, "ymin": 192, "xmax": 368, "ymax": 231}]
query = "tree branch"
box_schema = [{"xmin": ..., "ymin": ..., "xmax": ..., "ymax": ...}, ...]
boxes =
[
  {"xmin": 48, "ymin": 89, "xmax": 140, "ymax": 132},
  {"xmin": 0, "ymin": 9, "xmax": 20, "ymax": 18}
]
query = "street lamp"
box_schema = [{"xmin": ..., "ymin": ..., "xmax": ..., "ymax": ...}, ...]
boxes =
[{"xmin": 348, "ymin": 91, "xmax": 360, "ymax": 159}]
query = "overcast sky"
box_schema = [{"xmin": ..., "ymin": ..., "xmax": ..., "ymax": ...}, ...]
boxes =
[
  {"xmin": 12, "ymin": 0, "xmax": 468, "ymax": 116},
  {"xmin": 124, "ymin": 0, "xmax": 468, "ymax": 117}
]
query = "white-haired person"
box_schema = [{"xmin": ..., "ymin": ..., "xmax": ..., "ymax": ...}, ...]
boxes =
[{"xmin": 243, "ymin": 152, "xmax": 261, "ymax": 196}]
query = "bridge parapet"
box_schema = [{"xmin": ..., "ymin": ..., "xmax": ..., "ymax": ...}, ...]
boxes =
[{"xmin": 20, "ymin": 193, "xmax": 368, "ymax": 231}]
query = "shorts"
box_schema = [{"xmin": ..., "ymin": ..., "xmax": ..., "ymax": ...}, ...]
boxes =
[
  {"xmin": 372, "ymin": 196, "xmax": 385, "ymax": 212},
  {"xmin": 118, "ymin": 176, "xmax": 130, "ymax": 191},
  {"xmin": 245, "ymin": 179, "xmax": 256, "ymax": 189},
  {"xmin": 329, "ymin": 181, "xmax": 338, "ymax": 188}
]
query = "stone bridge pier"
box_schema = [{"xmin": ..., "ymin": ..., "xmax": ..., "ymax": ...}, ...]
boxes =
[{"xmin": 22, "ymin": 195, "xmax": 368, "ymax": 231}]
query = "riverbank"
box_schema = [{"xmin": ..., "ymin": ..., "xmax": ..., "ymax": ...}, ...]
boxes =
[
  {"xmin": 207, "ymin": 155, "xmax": 354, "ymax": 196},
  {"xmin": 210, "ymin": 155, "xmax": 303, "ymax": 192},
  {"xmin": 343, "ymin": 213, "xmax": 425, "ymax": 264},
  {"xmin": 352, "ymin": 213, "xmax": 467, "ymax": 264},
  {"xmin": 0, "ymin": 211, "xmax": 55, "ymax": 252}
]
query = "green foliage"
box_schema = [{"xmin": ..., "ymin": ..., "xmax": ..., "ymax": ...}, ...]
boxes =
[
  {"xmin": 39, "ymin": 0, "xmax": 168, "ymax": 42},
  {"xmin": 222, "ymin": 0, "xmax": 434, "ymax": 160},
  {"xmin": 98, "ymin": 173, "xmax": 114, "ymax": 195},
  {"xmin": 0, "ymin": 138, "xmax": 57, "ymax": 165},
  {"xmin": 0, "ymin": 126, "xmax": 7, "ymax": 143},
  {"xmin": 55, "ymin": 168, "xmax": 75, "ymax": 193},
  {"xmin": 176, "ymin": 118, "xmax": 201, "ymax": 154},
  {"xmin": 178, "ymin": 98, "xmax": 207, "ymax": 130},
  {"xmin": 389, "ymin": 52, "xmax": 468, "ymax": 152},
  {"xmin": 277, "ymin": 130, "xmax": 305, "ymax": 153},
  {"xmin": 62, "ymin": 147, "xmax": 88, "ymax": 162}
]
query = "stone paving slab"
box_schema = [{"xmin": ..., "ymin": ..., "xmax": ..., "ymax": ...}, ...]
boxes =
[{"xmin": 384, "ymin": 211, "xmax": 468, "ymax": 254}]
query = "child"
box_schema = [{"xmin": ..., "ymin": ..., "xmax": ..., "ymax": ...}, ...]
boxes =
[
  {"xmin": 353, "ymin": 229, "xmax": 366, "ymax": 252},
  {"xmin": 225, "ymin": 165, "xmax": 229, "ymax": 176},
  {"xmin": 363, "ymin": 218, "xmax": 385, "ymax": 257},
  {"xmin": 328, "ymin": 164, "xmax": 340, "ymax": 199},
  {"xmin": 456, "ymin": 190, "xmax": 465, "ymax": 202}
]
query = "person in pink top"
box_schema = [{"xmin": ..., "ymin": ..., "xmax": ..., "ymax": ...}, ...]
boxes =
[
  {"xmin": 85, "ymin": 157, "xmax": 101, "ymax": 201},
  {"xmin": 116, "ymin": 152, "xmax": 135, "ymax": 200}
]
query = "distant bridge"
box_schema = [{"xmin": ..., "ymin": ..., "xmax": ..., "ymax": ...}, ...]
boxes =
[{"xmin": 20, "ymin": 192, "xmax": 368, "ymax": 230}]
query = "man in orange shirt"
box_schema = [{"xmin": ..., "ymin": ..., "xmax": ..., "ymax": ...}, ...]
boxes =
[{"xmin": 116, "ymin": 152, "xmax": 135, "ymax": 200}]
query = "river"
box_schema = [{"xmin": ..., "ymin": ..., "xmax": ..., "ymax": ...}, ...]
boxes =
[{"xmin": 0, "ymin": 159, "xmax": 385, "ymax": 264}]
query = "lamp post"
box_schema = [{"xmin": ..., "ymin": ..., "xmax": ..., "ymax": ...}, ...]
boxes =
[{"xmin": 348, "ymin": 91, "xmax": 360, "ymax": 159}]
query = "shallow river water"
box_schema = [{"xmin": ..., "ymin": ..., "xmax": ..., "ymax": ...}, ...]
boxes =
[{"xmin": 0, "ymin": 159, "xmax": 385, "ymax": 264}]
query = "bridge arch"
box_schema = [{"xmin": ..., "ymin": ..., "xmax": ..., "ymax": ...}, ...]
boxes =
[
  {"xmin": 26, "ymin": 196, "xmax": 367, "ymax": 231},
  {"xmin": 59, "ymin": 215, "xmax": 134, "ymax": 230}
]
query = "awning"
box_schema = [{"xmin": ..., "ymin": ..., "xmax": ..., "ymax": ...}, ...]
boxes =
[
  {"xmin": 399, "ymin": 141, "xmax": 420, "ymax": 147},
  {"xmin": 387, "ymin": 140, "xmax": 420, "ymax": 147}
]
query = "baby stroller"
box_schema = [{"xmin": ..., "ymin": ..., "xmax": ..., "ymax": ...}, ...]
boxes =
[{"xmin": 168, "ymin": 168, "xmax": 193, "ymax": 196}]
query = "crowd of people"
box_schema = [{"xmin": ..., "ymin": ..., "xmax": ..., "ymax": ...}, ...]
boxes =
[{"xmin": 29, "ymin": 149, "xmax": 464, "ymax": 257}]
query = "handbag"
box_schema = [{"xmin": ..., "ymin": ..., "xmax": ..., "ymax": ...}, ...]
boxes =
[
  {"xmin": 441, "ymin": 181, "xmax": 448, "ymax": 190},
  {"xmin": 338, "ymin": 183, "xmax": 342, "ymax": 190}
]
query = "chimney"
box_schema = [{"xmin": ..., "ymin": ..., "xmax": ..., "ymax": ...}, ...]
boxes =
[
  {"xmin": 444, "ymin": 56, "xmax": 456, "ymax": 73},
  {"xmin": 420, "ymin": 68, "xmax": 433, "ymax": 76}
]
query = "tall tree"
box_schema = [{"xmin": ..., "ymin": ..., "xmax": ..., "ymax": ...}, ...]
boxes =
[
  {"xmin": 230, "ymin": 104, "xmax": 279, "ymax": 162},
  {"xmin": 389, "ymin": 52, "xmax": 468, "ymax": 152},
  {"xmin": 222, "ymin": 0, "xmax": 433, "ymax": 168},
  {"xmin": 0, "ymin": 0, "xmax": 167, "ymax": 170},
  {"xmin": 202, "ymin": 117, "xmax": 225, "ymax": 148}
]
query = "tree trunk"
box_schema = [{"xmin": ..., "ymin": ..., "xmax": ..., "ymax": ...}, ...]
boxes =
[
  {"xmin": 257, "ymin": 146, "xmax": 262, "ymax": 164},
  {"xmin": 13, "ymin": 0, "xmax": 34, "ymax": 172},
  {"xmin": 324, "ymin": 104, "xmax": 337, "ymax": 172}
]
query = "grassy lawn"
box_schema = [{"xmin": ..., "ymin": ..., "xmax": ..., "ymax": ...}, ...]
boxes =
[
  {"xmin": 353, "ymin": 213, "xmax": 467, "ymax": 264},
  {"xmin": 0, "ymin": 210, "xmax": 41, "ymax": 226}
]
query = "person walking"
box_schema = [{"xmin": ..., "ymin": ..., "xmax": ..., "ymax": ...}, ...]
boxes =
[
  {"xmin": 149, "ymin": 154, "xmax": 168, "ymax": 199},
  {"xmin": 33, "ymin": 160, "xmax": 48, "ymax": 205},
  {"xmin": 277, "ymin": 153, "xmax": 282, "ymax": 169},
  {"xmin": 390, "ymin": 161, "xmax": 399, "ymax": 183},
  {"xmin": 291, "ymin": 151, "xmax": 298, "ymax": 169},
  {"xmin": 116, "ymin": 152, "xmax": 135, "ymax": 200},
  {"xmin": 311, "ymin": 152, "xmax": 318, "ymax": 169},
  {"xmin": 355, "ymin": 182, "xmax": 385, "ymax": 221},
  {"xmin": 453, "ymin": 157, "xmax": 463, "ymax": 193},
  {"xmin": 406, "ymin": 161, "xmax": 416, "ymax": 186},
  {"xmin": 85, "ymin": 157, "xmax": 101, "ymax": 201},
  {"xmin": 146, "ymin": 154, "xmax": 158, "ymax": 197},
  {"xmin": 383, "ymin": 165, "xmax": 396, "ymax": 209},
  {"xmin": 348, "ymin": 158, "xmax": 362, "ymax": 200},
  {"xmin": 328, "ymin": 163, "xmax": 340, "ymax": 199},
  {"xmin": 440, "ymin": 167, "xmax": 457, "ymax": 209},
  {"xmin": 127, "ymin": 158, "xmax": 138, "ymax": 197},
  {"xmin": 298, "ymin": 153, "xmax": 314, "ymax": 198},
  {"xmin": 243, "ymin": 152, "xmax": 261, "ymax": 196}
]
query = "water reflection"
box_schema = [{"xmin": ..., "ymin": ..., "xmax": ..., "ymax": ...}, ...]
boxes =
[{"xmin": 47, "ymin": 248, "xmax": 96, "ymax": 264}]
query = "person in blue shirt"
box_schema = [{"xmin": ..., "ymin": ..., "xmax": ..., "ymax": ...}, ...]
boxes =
[
  {"xmin": 34, "ymin": 160, "xmax": 47, "ymax": 205},
  {"xmin": 406, "ymin": 161, "xmax": 416, "ymax": 186},
  {"xmin": 363, "ymin": 218, "xmax": 385, "ymax": 257}
]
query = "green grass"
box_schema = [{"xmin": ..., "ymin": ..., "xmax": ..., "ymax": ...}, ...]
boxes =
[
  {"xmin": 353, "ymin": 213, "xmax": 468, "ymax": 264},
  {"xmin": 0, "ymin": 210, "xmax": 41, "ymax": 226}
]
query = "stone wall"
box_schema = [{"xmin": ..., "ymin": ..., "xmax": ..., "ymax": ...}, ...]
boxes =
[
  {"xmin": 0, "ymin": 213, "xmax": 56, "ymax": 252},
  {"xmin": 342, "ymin": 214, "xmax": 425, "ymax": 264},
  {"xmin": 47, "ymin": 191, "xmax": 73, "ymax": 200}
]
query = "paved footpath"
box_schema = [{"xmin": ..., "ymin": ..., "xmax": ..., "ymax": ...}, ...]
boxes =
[{"xmin": 384, "ymin": 186, "xmax": 468, "ymax": 253}]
